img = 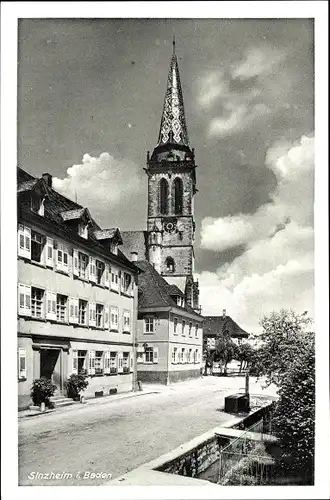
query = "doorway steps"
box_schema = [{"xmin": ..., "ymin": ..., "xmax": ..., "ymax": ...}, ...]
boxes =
[{"xmin": 50, "ymin": 394, "xmax": 75, "ymax": 408}]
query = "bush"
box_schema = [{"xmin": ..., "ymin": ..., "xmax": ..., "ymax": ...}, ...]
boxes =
[
  {"xmin": 31, "ymin": 377, "xmax": 57, "ymax": 406},
  {"xmin": 67, "ymin": 373, "xmax": 89, "ymax": 400}
]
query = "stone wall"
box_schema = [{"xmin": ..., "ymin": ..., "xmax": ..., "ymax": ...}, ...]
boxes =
[{"xmin": 156, "ymin": 435, "xmax": 230, "ymax": 478}]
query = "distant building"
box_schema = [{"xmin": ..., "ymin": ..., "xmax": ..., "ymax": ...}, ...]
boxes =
[
  {"xmin": 17, "ymin": 168, "xmax": 139, "ymax": 407},
  {"xmin": 203, "ymin": 310, "xmax": 249, "ymax": 354},
  {"xmin": 121, "ymin": 40, "xmax": 200, "ymax": 313},
  {"xmin": 134, "ymin": 259, "xmax": 203, "ymax": 384}
]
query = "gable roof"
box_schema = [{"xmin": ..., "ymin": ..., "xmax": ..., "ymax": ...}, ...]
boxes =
[
  {"xmin": 135, "ymin": 260, "xmax": 202, "ymax": 318},
  {"xmin": 203, "ymin": 315, "xmax": 249, "ymax": 339},
  {"xmin": 17, "ymin": 167, "xmax": 137, "ymax": 272},
  {"xmin": 166, "ymin": 284, "xmax": 184, "ymax": 297}
]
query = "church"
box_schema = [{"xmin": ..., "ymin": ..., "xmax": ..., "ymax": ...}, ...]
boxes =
[
  {"xmin": 121, "ymin": 40, "xmax": 200, "ymax": 311},
  {"xmin": 121, "ymin": 40, "xmax": 204, "ymax": 384}
]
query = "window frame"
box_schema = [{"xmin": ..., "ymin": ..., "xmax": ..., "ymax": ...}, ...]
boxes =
[
  {"xmin": 144, "ymin": 317, "xmax": 155, "ymax": 334},
  {"xmin": 31, "ymin": 287, "xmax": 45, "ymax": 318},
  {"xmin": 96, "ymin": 303, "xmax": 104, "ymax": 328},
  {"xmin": 31, "ymin": 230, "xmax": 45, "ymax": 264},
  {"xmin": 56, "ymin": 294, "xmax": 68, "ymax": 323},
  {"xmin": 110, "ymin": 306, "xmax": 119, "ymax": 331},
  {"xmin": 78, "ymin": 299, "xmax": 88, "ymax": 326},
  {"xmin": 18, "ymin": 347, "xmax": 27, "ymax": 380}
]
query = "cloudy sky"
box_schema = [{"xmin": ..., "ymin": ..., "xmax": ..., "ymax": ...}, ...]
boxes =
[{"xmin": 17, "ymin": 17, "xmax": 314, "ymax": 332}]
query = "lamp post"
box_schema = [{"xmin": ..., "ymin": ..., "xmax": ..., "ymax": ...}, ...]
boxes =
[{"xmin": 245, "ymin": 368, "xmax": 250, "ymax": 411}]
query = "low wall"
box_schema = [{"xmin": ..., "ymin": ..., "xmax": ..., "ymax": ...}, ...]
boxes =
[
  {"xmin": 156, "ymin": 434, "xmax": 229, "ymax": 477},
  {"xmin": 137, "ymin": 369, "xmax": 201, "ymax": 385},
  {"xmin": 152, "ymin": 404, "xmax": 275, "ymax": 479}
]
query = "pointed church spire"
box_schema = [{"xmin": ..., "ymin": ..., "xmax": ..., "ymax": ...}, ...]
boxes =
[{"xmin": 156, "ymin": 40, "xmax": 190, "ymax": 149}]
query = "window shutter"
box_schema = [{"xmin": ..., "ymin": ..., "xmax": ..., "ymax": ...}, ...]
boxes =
[
  {"xmin": 56, "ymin": 242, "xmax": 62, "ymax": 270},
  {"xmin": 104, "ymin": 351, "xmax": 110, "ymax": 374},
  {"xmin": 24, "ymin": 226, "xmax": 31, "ymax": 259},
  {"xmin": 104, "ymin": 263, "xmax": 110, "ymax": 288},
  {"xmin": 89, "ymin": 256, "xmax": 96, "ymax": 283},
  {"xmin": 104, "ymin": 305, "xmax": 109, "ymax": 330},
  {"xmin": 69, "ymin": 297, "xmax": 78, "ymax": 324},
  {"xmin": 137, "ymin": 350, "xmax": 144, "ymax": 364},
  {"xmin": 117, "ymin": 352, "xmax": 123, "ymax": 373},
  {"xmin": 89, "ymin": 302, "xmax": 96, "ymax": 327},
  {"xmin": 18, "ymin": 348, "xmax": 27, "ymax": 379},
  {"xmin": 74, "ymin": 298, "xmax": 79, "ymax": 323},
  {"xmin": 153, "ymin": 347, "xmax": 159, "ymax": 364},
  {"xmin": 18, "ymin": 225, "xmax": 31, "ymax": 259},
  {"xmin": 72, "ymin": 349, "xmax": 78, "ymax": 375},
  {"xmin": 18, "ymin": 225, "xmax": 28, "ymax": 258},
  {"xmin": 18, "ymin": 284, "xmax": 31, "ymax": 317},
  {"xmin": 88, "ymin": 350, "xmax": 95, "ymax": 375},
  {"xmin": 172, "ymin": 347, "xmax": 176, "ymax": 364},
  {"xmin": 73, "ymin": 249, "xmax": 79, "ymax": 276},
  {"xmin": 45, "ymin": 237, "xmax": 54, "ymax": 267},
  {"xmin": 46, "ymin": 291, "xmax": 57, "ymax": 321}
]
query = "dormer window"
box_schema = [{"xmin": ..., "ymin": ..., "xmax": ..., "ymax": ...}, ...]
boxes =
[
  {"xmin": 31, "ymin": 196, "xmax": 44, "ymax": 216},
  {"xmin": 165, "ymin": 257, "xmax": 175, "ymax": 273},
  {"xmin": 78, "ymin": 223, "xmax": 88, "ymax": 239},
  {"xmin": 176, "ymin": 296, "xmax": 184, "ymax": 308},
  {"xmin": 110, "ymin": 242, "xmax": 118, "ymax": 255}
]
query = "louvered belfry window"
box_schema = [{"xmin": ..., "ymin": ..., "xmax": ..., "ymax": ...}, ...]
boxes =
[{"xmin": 159, "ymin": 178, "xmax": 169, "ymax": 215}]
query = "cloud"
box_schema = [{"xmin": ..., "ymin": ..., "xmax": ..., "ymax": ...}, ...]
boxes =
[
  {"xmin": 198, "ymin": 135, "xmax": 314, "ymax": 332},
  {"xmin": 53, "ymin": 152, "xmax": 142, "ymax": 221},
  {"xmin": 231, "ymin": 47, "xmax": 285, "ymax": 80},
  {"xmin": 197, "ymin": 46, "xmax": 288, "ymax": 137}
]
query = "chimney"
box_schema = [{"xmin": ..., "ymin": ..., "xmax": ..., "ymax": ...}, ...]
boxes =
[
  {"xmin": 131, "ymin": 251, "xmax": 138, "ymax": 262},
  {"xmin": 222, "ymin": 309, "xmax": 226, "ymax": 318},
  {"xmin": 42, "ymin": 173, "xmax": 52, "ymax": 188}
]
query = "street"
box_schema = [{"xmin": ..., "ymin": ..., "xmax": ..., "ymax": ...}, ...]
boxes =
[{"xmin": 18, "ymin": 376, "xmax": 276, "ymax": 486}]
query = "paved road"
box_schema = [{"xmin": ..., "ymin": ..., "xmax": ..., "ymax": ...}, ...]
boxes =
[{"xmin": 18, "ymin": 376, "xmax": 276, "ymax": 486}]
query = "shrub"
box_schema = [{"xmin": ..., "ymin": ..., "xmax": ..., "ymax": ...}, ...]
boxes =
[
  {"xmin": 67, "ymin": 373, "xmax": 89, "ymax": 400},
  {"xmin": 31, "ymin": 377, "xmax": 57, "ymax": 406}
]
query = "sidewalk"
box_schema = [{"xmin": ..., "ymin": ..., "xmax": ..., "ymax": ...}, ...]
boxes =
[
  {"xmin": 18, "ymin": 375, "xmax": 277, "ymax": 420},
  {"xmin": 18, "ymin": 387, "xmax": 160, "ymax": 419}
]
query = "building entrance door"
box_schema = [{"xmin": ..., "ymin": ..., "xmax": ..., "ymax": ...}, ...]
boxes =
[{"xmin": 40, "ymin": 349, "xmax": 61, "ymax": 392}]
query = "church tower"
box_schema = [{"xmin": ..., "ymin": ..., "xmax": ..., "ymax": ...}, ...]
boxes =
[{"xmin": 145, "ymin": 40, "xmax": 200, "ymax": 311}]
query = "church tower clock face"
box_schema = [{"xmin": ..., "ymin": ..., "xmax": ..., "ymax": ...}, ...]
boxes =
[
  {"xmin": 164, "ymin": 219, "xmax": 177, "ymax": 233},
  {"xmin": 145, "ymin": 38, "xmax": 200, "ymax": 311}
]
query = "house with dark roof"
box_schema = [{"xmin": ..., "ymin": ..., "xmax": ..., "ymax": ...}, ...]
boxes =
[
  {"xmin": 203, "ymin": 310, "xmax": 249, "ymax": 353},
  {"xmin": 17, "ymin": 167, "xmax": 139, "ymax": 407},
  {"xmin": 133, "ymin": 259, "xmax": 203, "ymax": 384}
]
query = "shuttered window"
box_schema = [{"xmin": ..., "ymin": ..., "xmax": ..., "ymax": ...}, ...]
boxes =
[
  {"xmin": 18, "ymin": 225, "xmax": 31, "ymax": 259},
  {"xmin": 18, "ymin": 348, "xmax": 27, "ymax": 379},
  {"xmin": 18, "ymin": 284, "xmax": 31, "ymax": 317}
]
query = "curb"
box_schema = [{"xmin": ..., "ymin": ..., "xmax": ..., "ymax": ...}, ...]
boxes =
[{"xmin": 18, "ymin": 390, "xmax": 160, "ymax": 420}]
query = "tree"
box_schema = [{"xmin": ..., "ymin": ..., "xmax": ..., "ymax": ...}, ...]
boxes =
[
  {"xmin": 203, "ymin": 347, "xmax": 215, "ymax": 375},
  {"xmin": 253, "ymin": 309, "xmax": 313, "ymax": 386},
  {"xmin": 272, "ymin": 332, "xmax": 315, "ymax": 483},
  {"xmin": 214, "ymin": 334, "xmax": 239, "ymax": 375},
  {"xmin": 237, "ymin": 342, "xmax": 255, "ymax": 373},
  {"xmin": 254, "ymin": 309, "xmax": 315, "ymax": 483}
]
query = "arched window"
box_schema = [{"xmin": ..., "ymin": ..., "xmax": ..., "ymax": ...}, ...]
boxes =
[
  {"xmin": 165, "ymin": 257, "xmax": 175, "ymax": 273},
  {"xmin": 159, "ymin": 178, "xmax": 169, "ymax": 215},
  {"xmin": 173, "ymin": 177, "xmax": 183, "ymax": 214}
]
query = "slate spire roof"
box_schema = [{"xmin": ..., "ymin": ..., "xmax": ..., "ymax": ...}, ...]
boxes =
[{"xmin": 156, "ymin": 39, "xmax": 190, "ymax": 149}]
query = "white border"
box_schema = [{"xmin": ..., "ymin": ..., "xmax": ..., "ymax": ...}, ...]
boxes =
[{"xmin": 1, "ymin": 2, "xmax": 329, "ymax": 500}]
